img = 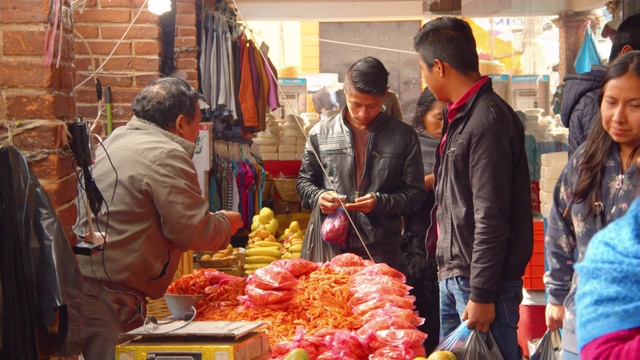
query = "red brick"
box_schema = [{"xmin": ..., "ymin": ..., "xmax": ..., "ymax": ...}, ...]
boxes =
[
  {"xmin": 175, "ymin": 50, "xmax": 197, "ymax": 61},
  {"xmin": 3, "ymin": 30, "xmax": 46, "ymax": 55},
  {"xmin": 0, "ymin": 0, "xmax": 49, "ymax": 23},
  {"xmin": 29, "ymin": 153, "xmax": 75, "ymax": 180},
  {"xmin": 174, "ymin": 36, "xmax": 196, "ymax": 48},
  {"xmin": 177, "ymin": 26, "xmax": 197, "ymax": 37},
  {"xmin": 55, "ymin": 201, "xmax": 78, "ymax": 233},
  {"xmin": 50, "ymin": 65, "xmax": 75, "ymax": 92},
  {"xmin": 100, "ymin": 56, "xmax": 159, "ymax": 72},
  {"xmin": 76, "ymin": 104, "xmax": 99, "ymax": 119},
  {"xmin": 99, "ymin": 0, "xmax": 146, "ymax": 7},
  {"xmin": 75, "ymin": 88, "xmax": 99, "ymax": 104},
  {"xmin": 100, "ymin": 25, "xmax": 160, "ymax": 40},
  {"xmin": 135, "ymin": 74, "xmax": 160, "ymax": 87},
  {"xmin": 41, "ymin": 173, "xmax": 79, "ymax": 209},
  {"xmin": 4, "ymin": 120, "xmax": 68, "ymax": 150},
  {"xmin": 175, "ymin": 14, "xmax": 195, "ymax": 27},
  {"xmin": 108, "ymin": 87, "xmax": 140, "ymax": 103},
  {"xmin": 3, "ymin": 92, "xmax": 47, "ymax": 120},
  {"xmin": 133, "ymin": 41, "xmax": 160, "ymax": 55},
  {"xmin": 74, "ymin": 24, "xmax": 99, "ymax": 39},
  {"xmin": 184, "ymin": 69, "xmax": 197, "ymax": 82},
  {"xmin": 176, "ymin": 3, "xmax": 195, "ymax": 15},
  {"xmin": 74, "ymin": 9, "xmax": 131, "ymax": 23},
  {"xmin": 134, "ymin": 11, "xmax": 160, "ymax": 24},
  {"xmin": 74, "ymin": 57, "xmax": 96, "ymax": 72},
  {"xmin": 97, "ymin": 75, "xmax": 134, "ymax": 88},
  {"xmin": 74, "ymin": 40, "xmax": 132, "ymax": 56},
  {"xmin": 0, "ymin": 60, "xmax": 52, "ymax": 87},
  {"xmin": 175, "ymin": 57, "xmax": 197, "ymax": 69}
]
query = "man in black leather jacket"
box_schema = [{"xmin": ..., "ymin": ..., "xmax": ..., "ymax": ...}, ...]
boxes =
[{"xmin": 296, "ymin": 56, "xmax": 427, "ymax": 271}]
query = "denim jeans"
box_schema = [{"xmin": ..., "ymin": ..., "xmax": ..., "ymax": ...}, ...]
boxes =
[{"xmin": 439, "ymin": 276, "xmax": 523, "ymax": 360}]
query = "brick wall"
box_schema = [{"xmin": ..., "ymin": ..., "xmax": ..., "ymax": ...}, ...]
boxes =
[
  {"xmin": 0, "ymin": 0, "xmax": 78, "ymax": 243},
  {"xmin": 73, "ymin": 0, "xmax": 199, "ymax": 133},
  {"xmin": 555, "ymin": 11, "xmax": 599, "ymax": 81}
]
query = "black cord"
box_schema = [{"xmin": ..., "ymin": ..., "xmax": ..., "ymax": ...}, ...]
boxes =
[{"xmin": 142, "ymin": 306, "xmax": 198, "ymax": 334}]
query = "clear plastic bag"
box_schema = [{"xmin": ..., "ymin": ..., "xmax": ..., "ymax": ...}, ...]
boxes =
[
  {"xmin": 529, "ymin": 330, "xmax": 562, "ymax": 360},
  {"xmin": 435, "ymin": 321, "xmax": 504, "ymax": 360}
]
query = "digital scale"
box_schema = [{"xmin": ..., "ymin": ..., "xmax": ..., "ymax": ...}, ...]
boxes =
[{"xmin": 116, "ymin": 321, "xmax": 270, "ymax": 360}]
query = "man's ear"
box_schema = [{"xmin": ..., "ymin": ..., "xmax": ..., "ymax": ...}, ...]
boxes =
[
  {"xmin": 433, "ymin": 59, "xmax": 445, "ymax": 77},
  {"xmin": 621, "ymin": 44, "xmax": 634, "ymax": 55},
  {"xmin": 173, "ymin": 114, "xmax": 188, "ymax": 136}
]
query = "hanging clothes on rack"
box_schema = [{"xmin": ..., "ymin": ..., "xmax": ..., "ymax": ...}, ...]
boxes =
[
  {"xmin": 198, "ymin": 6, "xmax": 279, "ymax": 132},
  {"xmin": 211, "ymin": 140, "xmax": 264, "ymax": 231}
]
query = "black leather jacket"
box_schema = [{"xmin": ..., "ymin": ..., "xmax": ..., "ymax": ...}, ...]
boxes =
[
  {"xmin": 297, "ymin": 110, "xmax": 427, "ymax": 270},
  {"xmin": 431, "ymin": 79, "xmax": 533, "ymax": 303}
]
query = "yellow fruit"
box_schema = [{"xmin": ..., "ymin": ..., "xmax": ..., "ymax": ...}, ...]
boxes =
[
  {"xmin": 252, "ymin": 215, "xmax": 259, "ymax": 223},
  {"xmin": 251, "ymin": 221, "xmax": 260, "ymax": 231},
  {"xmin": 259, "ymin": 207, "xmax": 274, "ymax": 219},
  {"xmin": 245, "ymin": 255, "xmax": 279, "ymax": 264},
  {"xmin": 255, "ymin": 229, "xmax": 270, "ymax": 240},
  {"xmin": 426, "ymin": 350, "xmax": 456, "ymax": 360},
  {"xmin": 284, "ymin": 348, "xmax": 310, "ymax": 360},
  {"xmin": 251, "ymin": 241, "xmax": 283, "ymax": 249},
  {"xmin": 226, "ymin": 244, "xmax": 234, "ymax": 255},
  {"xmin": 289, "ymin": 243, "xmax": 302, "ymax": 252},
  {"xmin": 244, "ymin": 262, "xmax": 271, "ymax": 270},
  {"xmin": 246, "ymin": 248, "xmax": 282, "ymax": 258},
  {"xmin": 294, "ymin": 230, "xmax": 304, "ymax": 238},
  {"xmin": 291, "ymin": 252, "xmax": 301, "ymax": 258},
  {"xmin": 258, "ymin": 213, "xmax": 271, "ymax": 225},
  {"xmin": 200, "ymin": 254, "xmax": 212, "ymax": 261},
  {"xmin": 289, "ymin": 221, "xmax": 300, "ymax": 233},
  {"xmin": 284, "ymin": 228, "xmax": 291, "ymax": 235},
  {"xmin": 265, "ymin": 222, "xmax": 278, "ymax": 235}
]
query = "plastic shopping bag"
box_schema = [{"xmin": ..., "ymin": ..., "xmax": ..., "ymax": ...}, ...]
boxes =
[
  {"xmin": 529, "ymin": 330, "xmax": 562, "ymax": 360},
  {"xmin": 321, "ymin": 206, "xmax": 349, "ymax": 247},
  {"xmin": 300, "ymin": 204, "xmax": 339, "ymax": 263},
  {"xmin": 434, "ymin": 321, "xmax": 472, "ymax": 356},
  {"xmin": 435, "ymin": 321, "xmax": 504, "ymax": 360}
]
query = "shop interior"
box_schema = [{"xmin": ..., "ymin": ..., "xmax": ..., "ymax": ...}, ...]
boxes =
[{"xmin": 1, "ymin": 0, "xmax": 638, "ymax": 358}]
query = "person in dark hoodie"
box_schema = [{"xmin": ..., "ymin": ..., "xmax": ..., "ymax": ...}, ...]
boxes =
[{"xmin": 561, "ymin": 12, "xmax": 640, "ymax": 156}]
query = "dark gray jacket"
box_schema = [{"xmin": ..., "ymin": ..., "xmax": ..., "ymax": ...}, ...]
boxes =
[
  {"xmin": 432, "ymin": 79, "xmax": 533, "ymax": 303},
  {"xmin": 560, "ymin": 65, "xmax": 606, "ymax": 156},
  {"xmin": 297, "ymin": 110, "xmax": 427, "ymax": 269}
]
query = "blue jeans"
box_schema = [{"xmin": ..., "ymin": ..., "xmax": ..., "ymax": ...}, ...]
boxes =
[{"xmin": 440, "ymin": 276, "xmax": 523, "ymax": 360}]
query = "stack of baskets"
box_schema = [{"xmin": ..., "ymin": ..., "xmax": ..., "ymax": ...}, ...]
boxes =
[
  {"xmin": 273, "ymin": 178, "xmax": 300, "ymax": 202},
  {"xmin": 146, "ymin": 250, "xmax": 193, "ymax": 319}
]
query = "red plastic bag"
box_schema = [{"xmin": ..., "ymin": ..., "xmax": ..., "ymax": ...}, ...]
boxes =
[
  {"xmin": 246, "ymin": 265, "xmax": 298, "ymax": 290},
  {"xmin": 270, "ymin": 258, "xmax": 319, "ymax": 277},
  {"xmin": 321, "ymin": 207, "xmax": 349, "ymax": 247}
]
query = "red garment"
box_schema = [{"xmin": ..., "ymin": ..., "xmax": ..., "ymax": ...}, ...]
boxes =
[
  {"xmin": 581, "ymin": 328, "xmax": 640, "ymax": 360},
  {"xmin": 439, "ymin": 76, "xmax": 490, "ymax": 156},
  {"xmin": 238, "ymin": 36, "xmax": 258, "ymax": 127}
]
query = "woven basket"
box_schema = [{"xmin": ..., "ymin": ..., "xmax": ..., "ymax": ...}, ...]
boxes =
[{"xmin": 274, "ymin": 178, "xmax": 300, "ymax": 202}]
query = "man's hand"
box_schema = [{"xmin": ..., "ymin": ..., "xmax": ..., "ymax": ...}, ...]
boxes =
[
  {"xmin": 319, "ymin": 191, "xmax": 344, "ymax": 214},
  {"xmin": 218, "ymin": 210, "xmax": 243, "ymax": 234},
  {"xmin": 462, "ymin": 300, "xmax": 495, "ymax": 333},
  {"xmin": 343, "ymin": 193, "xmax": 376, "ymax": 214},
  {"xmin": 545, "ymin": 303, "xmax": 565, "ymax": 331}
]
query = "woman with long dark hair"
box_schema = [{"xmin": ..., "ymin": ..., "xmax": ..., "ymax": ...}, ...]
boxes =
[
  {"xmin": 545, "ymin": 50, "xmax": 640, "ymax": 359},
  {"xmin": 401, "ymin": 87, "xmax": 444, "ymax": 355}
]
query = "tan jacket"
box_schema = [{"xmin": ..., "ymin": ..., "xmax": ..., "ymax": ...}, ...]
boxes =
[{"xmin": 76, "ymin": 116, "xmax": 230, "ymax": 299}]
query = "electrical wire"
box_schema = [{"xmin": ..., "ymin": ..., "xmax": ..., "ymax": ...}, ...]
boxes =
[
  {"xmin": 73, "ymin": 0, "xmax": 150, "ymax": 91},
  {"xmin": 231, "ymin": 0, "xmax": 374, "ymax": 261},
  {"xmin": 142, "ymin": 306, "xmax": 198, "ymax": 334}
]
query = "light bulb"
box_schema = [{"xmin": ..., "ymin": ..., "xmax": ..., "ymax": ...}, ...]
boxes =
[{"xmin": 148, "ymin": 0, "xmax": 171, "ymax": 15}]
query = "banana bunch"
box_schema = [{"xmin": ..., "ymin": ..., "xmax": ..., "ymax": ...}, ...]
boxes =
[{"xmin": 244, "ymin": 240, "xmax": 283, "ymax": 274}]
